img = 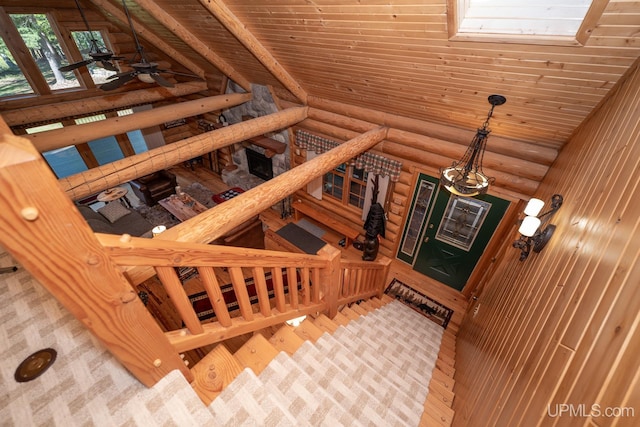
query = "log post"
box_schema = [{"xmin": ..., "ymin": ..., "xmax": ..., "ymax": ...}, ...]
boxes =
[
  {"xmin": 60, "ymin": 106, "xmax": 309, "ymax": 200},
  {"xmin": 27, "ymin": 93, "xmax": 252, "ymax": 152},
  {"xmin": 377, "ymin": 256, "xmax": 393, "ymax": 298},
  {"xmin": 0, "ymin": 132, "xmax": 190, "ymax": 387},
  {"xmin": 160, "ymin": 126, "xmax": 388, "ymax": 243},
  {"xmin": 317, "ymin": 245, "xmax": 342, "ymax": 319}
]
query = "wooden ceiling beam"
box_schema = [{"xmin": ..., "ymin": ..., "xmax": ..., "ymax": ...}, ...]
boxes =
[
  {"xmin": 198, "ymin": 0, "xmax": 308, "ymax": 104},
  {"xmin": 87, "ymin": 0, "xmax": 205, "ymax": 79},
  {"xmin": 158, "ymin": 125, "xmax": 387, "ymax": 245},
  {"xmin": 134, "ymin": 0, "xmax": 251, "ymax": 92},
  {"xmin": 2, "ymin": 81, "xmax": 208, "ymax": 127},
  {"xmin": 59, "ymin": 106, "xmax": 308, "ymax": 201},
  {"xmin": 26, "ymin": 92, "xmax": 252, "ymax": 152}
]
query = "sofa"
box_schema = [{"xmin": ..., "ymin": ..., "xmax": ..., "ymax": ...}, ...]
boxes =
[
  {"xmin": 129, "ymin": 170, "xmax": 177, "ymax": 206},
  {"xmin": 78, "ymin": 204, "xmax": 154, "ymax": 238}
]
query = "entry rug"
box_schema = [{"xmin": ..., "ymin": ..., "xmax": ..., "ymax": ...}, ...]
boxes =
[
  {"xmin": 384, "ymin": 278, "xmax": 453, "ymax": 328},
  {"xmin": 189, "ymin": 269, "xmax": 301, "ymax": 321}
]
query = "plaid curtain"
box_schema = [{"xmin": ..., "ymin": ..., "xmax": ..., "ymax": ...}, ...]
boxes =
[{"xmin": 296, "ymin": 130, "xmax": 402, "ymax": 182}]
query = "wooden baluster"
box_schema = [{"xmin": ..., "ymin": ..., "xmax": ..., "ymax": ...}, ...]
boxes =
[
  {"xmin": 252, "ymin": 266, "xmax": 272, "ymax": 317},
  {"xmin": 156, "ymin": 266, "xmax": 204, "ymax": 334},
  {"xmin": 271, "ymin": 267, "xmax": 286, "ymax": 312},
  {"xmin": 354, "ymin": 268, "xmax": 363, "ymax": 295},
  {"xmin": 228, "ymin": 267, "xmax": 254, "ymax": 321},
  {"xmin": 341, "ymin": 268, "xmax": 350, "ymax": 297},
  {"xmin": 312, "ymin": 267, "xmax": 321, "ymax": 303},
  {"xmin": 287, "ymin": 266, "xmax": 298, "ymax": 309},
  {"xmin": 301, "ymin": 267, "xmax": 311, "ymax": 305},
  {"xmin": 197, "ymin": 266, "xmax": 231, "ymax": 327}
]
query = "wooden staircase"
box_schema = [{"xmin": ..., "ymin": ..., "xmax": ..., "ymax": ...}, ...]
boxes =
[{"xmin": 190, "ymin": 294, "xmax": 458, "ymax": 426}]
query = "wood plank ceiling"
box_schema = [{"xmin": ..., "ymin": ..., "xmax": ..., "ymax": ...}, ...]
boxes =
[{"xmin": 5, "ymin": 0, "xmax": 640, "ymax": 151}]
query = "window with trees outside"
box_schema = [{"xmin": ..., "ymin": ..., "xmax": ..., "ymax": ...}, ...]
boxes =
[
  {"xmin": 0, "ymin": 10, "xmax": 109, "ymax": 98},
  {"xmin": 9, "ymin": 13, "xmax": 80, "ymax": 91},
  {"xmin": 323, "ymin": 163, "xmax": 369, "ymax": 210}
]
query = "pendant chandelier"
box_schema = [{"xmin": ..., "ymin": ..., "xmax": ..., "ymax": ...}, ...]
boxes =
[{"xmin": 440, "ymin": 94, "xmax": 506, "ymax": 197}]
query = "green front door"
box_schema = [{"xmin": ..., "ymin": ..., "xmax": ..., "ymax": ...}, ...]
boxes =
[{"xmin": 411, "ymin": 177, "xmax": 510, "ymax": 291}]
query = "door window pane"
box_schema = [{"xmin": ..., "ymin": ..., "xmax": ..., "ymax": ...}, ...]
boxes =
[
  {"xmin": 10, "ymin": 14, "xmax": 80, "ymax": 91},
  {"xmin": 0, "ymin": 37, "xmax": 33, "ymax": 97},
  {"xmin": 400, "ymin": 180, "xmax": 436, "ymax": 257},
  {"xmin": 436, "ymin": 196, "xmax": 491, "ymax": 251}
]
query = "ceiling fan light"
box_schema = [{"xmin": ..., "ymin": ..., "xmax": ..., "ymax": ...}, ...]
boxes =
[{"xmin": 137, "ymin": 73, "xmax": 155, "ymax": 83}]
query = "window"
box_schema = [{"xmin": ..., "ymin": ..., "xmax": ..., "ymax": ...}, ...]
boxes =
[
  {"xmin": 9, "ymin": 13, "xmax": 80, "ymax": 91},
  {"xmin": 0, "ymin": 37, "xmax": 32, "ymax": 97},
  {"xmin": 323, "ymin": 163, "xmax": 368, "ymax": 210},
  {"xmin": 70, "ymin": 30, "xmax": 117, "ymax": 85},
  {"xmin": 27, "ymin": 123, "xmax": 89, "ymax": 179},
  {"xmin": 448, "ymin": 0, "xmax": 605, "ymax": 45},
  {"xmin": 118, "ymin": 109, "xmax": 149, "ymax": 154},
  {"xmin": 76, "ymin": 114, "xmax": 124, "ymax": 165}
]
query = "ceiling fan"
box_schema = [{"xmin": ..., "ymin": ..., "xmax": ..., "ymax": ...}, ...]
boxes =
[
  {"xmin": 100, "ymin": 0, "xmax": 199, "ymax": 91},
  {"xmin": 59, "ymin": 0, "xmax": 123, "ymax": 72}
]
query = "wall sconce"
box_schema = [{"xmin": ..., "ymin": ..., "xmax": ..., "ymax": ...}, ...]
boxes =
[{"xmin": 513, "ymin": 194, "xmax": 563, "ymax": 261}]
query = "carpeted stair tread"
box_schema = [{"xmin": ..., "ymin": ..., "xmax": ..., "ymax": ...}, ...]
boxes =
[
  {"xmin": 332, "ymin": 326, "xmax": 436, "ymax": 385},
  {"xmin": 348, "ymin": 313, "xmax": 442, "ymax": 365},
  {"xmin": 258, "ymin": 352, "xmax": 363, "ymax": 426},
  {"xmin": 208, "ymin": 368, "xmax": 299, "ymax": 426},
  {"xmin": 315, "ymin": 332, "xmax": 428, "ymax": 399},
  {"xmin": 293, "ymin": 340, "xmax": 424, "ymax": 426},
  {"xmin": 291, "ymin": 341, "xmax": 409, "ymax": 426}
]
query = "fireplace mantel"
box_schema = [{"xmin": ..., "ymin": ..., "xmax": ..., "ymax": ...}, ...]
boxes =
[{"xmin": 245, "ymin": 135, "xmax": 286, "ymax": 158}]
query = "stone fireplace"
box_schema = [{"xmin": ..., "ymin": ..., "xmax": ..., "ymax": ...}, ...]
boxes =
[{"xmin": 220, "ymin": 82, "xmax": 291, "ymax": 191}]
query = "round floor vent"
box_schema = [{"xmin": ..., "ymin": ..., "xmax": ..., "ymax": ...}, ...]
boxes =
[{"xmin": 14, "ymin": 348, "xmax": 57, "ymax": 383}]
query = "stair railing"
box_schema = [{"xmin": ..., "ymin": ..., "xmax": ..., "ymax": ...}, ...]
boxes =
[
  {"xmin": 99, "ymin": 234, "xmax": 335, "ymax": 353},
  {"xmin": 99, "ymin": 235, "xmax": 390, "ymax": 354}
]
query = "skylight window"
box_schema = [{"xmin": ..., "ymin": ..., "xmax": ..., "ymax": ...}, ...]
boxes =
[{"xmin": 449, "ymin": 0, "xmax": 605, "ymax": 45}]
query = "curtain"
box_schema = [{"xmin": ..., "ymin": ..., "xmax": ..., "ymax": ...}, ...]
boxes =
[{"xmin": 296, "ymin": 130, "xmax": 402, "ymax": 182}]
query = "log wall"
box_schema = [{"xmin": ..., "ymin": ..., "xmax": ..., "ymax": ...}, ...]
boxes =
[
  {"xmin": 452, "ymin": 59, "xmax": 640, "ymax": 426},
  {"xmin": 281, "ymin": 96, "xmax": 555, "ymax": 264}
]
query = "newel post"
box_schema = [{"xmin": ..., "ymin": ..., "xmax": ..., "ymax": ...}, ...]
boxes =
[
  {"xmin": 317, "ymin": 244, "xmax": 342, "ymax": 319},
  {"xmin": 377, "ymin": 256, "xmax": 392, "ymax": 298},
  {"xmin": 0, "ymin": 132, "xmax": 191, "ymax": 387}
]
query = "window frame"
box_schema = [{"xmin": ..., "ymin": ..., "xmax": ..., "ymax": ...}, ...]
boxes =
[{"xmin": 323, "ymin": 163, "xmax": 369, "ymax": 212}]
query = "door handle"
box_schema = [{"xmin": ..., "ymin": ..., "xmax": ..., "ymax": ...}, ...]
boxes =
[
  {"xmin": 424, "ymin": 236, "xmax": 429, "ymax": 243},
  {"xmin": 428, "ymin": 223, "xmax": 434, "ymax": 229}
]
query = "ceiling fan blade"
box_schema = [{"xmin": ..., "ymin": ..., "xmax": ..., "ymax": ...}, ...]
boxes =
[
  {"xmin": 160, "ymin": 69, "xmax": 202, "ymax": 79},
  {"xmin": 99, "ymin": 72, "xmax": 136, "ymax": 91},
  {"xmin": 149, "ymin": 73, "xmax": 174, "ymax": 88},
  {"xmin": 59, "ymin": 59, "xmax": 93, "ymax": 72},
  {"xmin": 97, "ymin": 61, "xmax": 118, "ymax": 72}
]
